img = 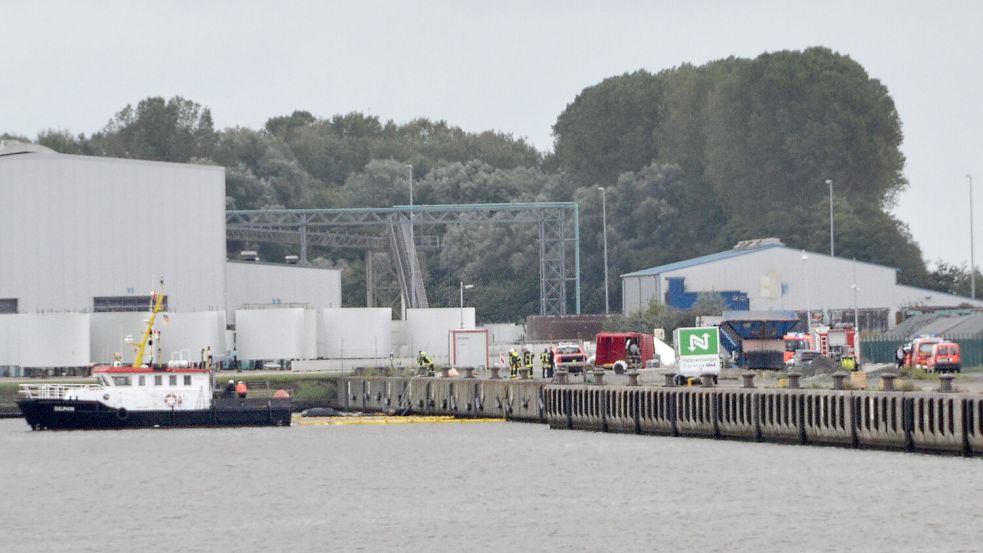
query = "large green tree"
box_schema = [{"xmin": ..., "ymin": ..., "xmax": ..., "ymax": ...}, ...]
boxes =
[
  {"xmin": 552, "ymin": 70, "xmax": 664, "ymax": 197},
  {"xmin": 88, "ymin": 96, "xmax": 217, "ymax": 163},
  {"xmin": 553, "ymin": 47, "xmax": 927, "ymax": 312}
]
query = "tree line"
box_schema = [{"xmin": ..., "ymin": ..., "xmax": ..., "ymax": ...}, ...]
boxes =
[{"xmin": 4, "ymin": 47, "xmax": 969, "ymax": 321}]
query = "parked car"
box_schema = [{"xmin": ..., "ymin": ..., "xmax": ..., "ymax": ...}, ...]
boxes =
[
  {"xmin": 788, "ymin": 350, "xmax": 823, "ymax": 370},
  {"xmin": 926, "ymin": 342, "xmax": 961, "ymax": 373},
  {"xmin": 552, "ymin": 342, "xmax": 589, "ymax": 374}
]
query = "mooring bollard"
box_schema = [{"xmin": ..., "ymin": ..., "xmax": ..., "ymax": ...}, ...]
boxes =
[
  {"xmin": 489, "ymin": 366, "xmax": 501, "ymax": 380},
  {"xmin": 880, "ymin": 372, "xmax": 897, "ymax": 392},
  {"xmin": 593, "ymin": 369, "xmax": 606, "ymax": 386},
  {"xmin": 700, "ymin": 373, "xmax": 715, "ymax": 388},
  {"xmin": 555, "ymin": 369, "xmax": 569, "ymax": 384},
  {"xmin": 832, "ymin": 372, "xmax": 848, "ymax": 390},
  {"xmin": 663, "ymin": 372, "xmax": 677, "ymax": 387},
  {"xmin": 440, "ymin": 367, "xmax": 451, "ymax": 378},
  {"xmin": 519, "ymin": 367, "xmax": 532, "ymax": 380},
  {"xmin": 787, "ymin": 371, "xmax": 802, "ymax": 390},
  {"xmin": 939, "ymin": 374, "xmax": 955, "ymax": 393},
  {"xmin": 741, "ymin": 371, "xmax": 756, "ymax": 389},
  {"xmin": 417, "ymin": 366, "xmax": 429, "ymax": 377},
  {"xmin": 626, "ymin": 370, "xmax": 640, "ymax": 386},
  {"xmin": 462, "ymin": 367, "xmax": 475, "ymax": 379}
]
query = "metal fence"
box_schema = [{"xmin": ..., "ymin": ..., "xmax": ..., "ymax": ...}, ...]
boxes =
[{"xmin": 863, "ymin": 334, "xmax": 983, "ymax": 367}]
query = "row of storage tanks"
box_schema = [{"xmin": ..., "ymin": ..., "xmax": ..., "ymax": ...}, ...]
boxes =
[
  {"xmin": 0, "ymin": 307, "xmax": 475, "ymax": 369},
  {"xmin": 335, "ymin": 376, "xmax": 983, "ymax": 457}
]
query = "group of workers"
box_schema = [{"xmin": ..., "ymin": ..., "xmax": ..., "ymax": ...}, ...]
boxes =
[
  {"xmin": 223, "ymin": 379, "xmax": 249, "ymax": 398},
  {"xmin": 415, "ymin": 346, "xmax": 556, "ymax": 379},
  {"xmin": 508, "ymin": 347, "xmax": 555, "ymax": 379}
]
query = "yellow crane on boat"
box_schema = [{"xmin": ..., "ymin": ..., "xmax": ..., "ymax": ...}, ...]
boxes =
[{"xmin": 131, "ymin": 279, "xmax": 166, "ymax": 368}]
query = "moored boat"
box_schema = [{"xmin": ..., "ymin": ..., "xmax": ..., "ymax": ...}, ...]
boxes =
[{"xmin": 16, "ymin": 280, "xmax": 291, "ymax": 430}]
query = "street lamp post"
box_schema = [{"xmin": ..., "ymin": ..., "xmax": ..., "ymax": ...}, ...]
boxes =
[
  {"xmin": 407, "ymin": 164, "xmax": 415, "ymax": 308},
  {"xmin": 826, "ymin": 179, "xmax": 834, "ymax": 257},
  {"xmin": 851, "ymin": 258, "xmax": 859, "ymax": 331},
  {"xmin": 802, "ymin": 252, "xmax": 811, "ymax": 335},
  {"xmin": 598, "ymin": 186, "xmax": 609, "ymax": 315},
  {"xmin": 968, "ymin": 174, "xmax": 975, "ymax": 299},
  {"xmin": 459, "ymin": 282, "xmax": 474, "ymax": 328}
]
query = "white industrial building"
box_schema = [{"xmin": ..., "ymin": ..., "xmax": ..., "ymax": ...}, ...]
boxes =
[
  {"xmin": 0, "ymin": 143, "xmax": 226, "ymax": 313},
  {"xmin": 621, "ymin": 239, "xmax": 983, "ymax": 329},
  {"xmin": 0, "ymin": 143, "xmax": 479, "ymax": 369},
  {"xmin": 226, "ymin": 260, "xmax": 342, "ymax": 323}
]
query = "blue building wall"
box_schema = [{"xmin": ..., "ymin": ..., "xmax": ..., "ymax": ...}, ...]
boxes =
[{"xmin": 665, "ymin": 277, "xmax": 749, "ymax": 311}]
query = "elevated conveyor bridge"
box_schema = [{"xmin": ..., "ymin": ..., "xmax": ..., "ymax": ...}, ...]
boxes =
[{"xmin": 226, "ymin": 203, "xmax": 581, "ymax": 316}]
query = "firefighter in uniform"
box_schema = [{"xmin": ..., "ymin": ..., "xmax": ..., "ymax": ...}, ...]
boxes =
[
  {"xmin": 540, "ymin": 348, "xmax": 553, "ymax": 379},
  {"xmin": 508, "ymin": 348, "xmax": 521, "ymax": 379},
  {"xmin": 626, "ymin": 338, "xmax": 641, "ymax": 371},
  {"xmin": 522, "ymin": 347, "xmax": 534, "ymax": 378},
  {"xmin": 417, "ymin": 350, "xmax": 434, "ymax": 377}
]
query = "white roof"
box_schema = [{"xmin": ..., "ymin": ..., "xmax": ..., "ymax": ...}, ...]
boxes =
[{"xmin": 0, "ymin": 141, "xmax": 55, "ymax": 157}]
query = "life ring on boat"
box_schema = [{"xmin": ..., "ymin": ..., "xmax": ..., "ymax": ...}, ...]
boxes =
[
  {"xmin": 164, "ymin": 393, "xmax": 178, "ymax": 407},
  {"xmin": 116, "ymin": 407, "xmax": 128, "ymax": 420}
]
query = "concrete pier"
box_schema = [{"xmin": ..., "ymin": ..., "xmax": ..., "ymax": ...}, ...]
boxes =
[{"xmin": 332, "ymin": 374, "xmax": 983, "ymax": 457}]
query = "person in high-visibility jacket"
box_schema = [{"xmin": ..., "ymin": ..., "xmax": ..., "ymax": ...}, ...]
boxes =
[
  {"xmin": 417, "ymin": 350, "xmax": 434, "ymax": 377},
  {"xmin": 235, "ymin": 380, "xmax": 248, "ymax": 399},
  {"xmin": 508, "ymin": 348, "xmax": 521, "ymax": 379},
  {"xmin": 540, "ymin": 349, "xmax": 553, "ymax": 379},
  {"xmin": 522, "ymin": 348, "xmax": 534, "ymax": 378}
]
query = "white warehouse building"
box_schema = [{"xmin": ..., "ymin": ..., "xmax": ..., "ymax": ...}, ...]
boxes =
[
  {"xmin": 621, "ymin": 239, "xmax": 983, "ymax": 330},
  {"xmin": 0, "ymin": 143, "xmax": 227, "ymax": 313}
]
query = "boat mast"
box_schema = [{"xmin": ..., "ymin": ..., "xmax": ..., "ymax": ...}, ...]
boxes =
[{"xmin": 132, "ymin": 279, "xmax": 166, "ymax": 369}]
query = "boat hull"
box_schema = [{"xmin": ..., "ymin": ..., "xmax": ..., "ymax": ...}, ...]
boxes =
[{"xmin": 17, "ymin": 398, "xmax": 291, "ymax": 430}]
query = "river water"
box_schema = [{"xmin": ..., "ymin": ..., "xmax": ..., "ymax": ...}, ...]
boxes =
[{"xmin": 2, "ymin": 417, "xmax": 981, "ymax": 552}]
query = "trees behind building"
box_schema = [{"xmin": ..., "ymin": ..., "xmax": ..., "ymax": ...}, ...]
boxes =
[{"xmin": 13, "ymin": 47, "xmax": 957, "ymax": 319}]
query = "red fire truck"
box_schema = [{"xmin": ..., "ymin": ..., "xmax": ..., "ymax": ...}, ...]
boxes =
[
  {"xmin": 813, "ymin": 325, "xmax": 860, "ymax": 367},
  {"xmin": 783, "ymin": 333, "xmax": 814, "ymax": 363}
]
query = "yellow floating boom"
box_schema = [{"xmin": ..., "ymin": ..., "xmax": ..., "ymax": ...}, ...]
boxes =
[{"xmin": 294, "ymin": 415, "xmax": 505, "ymax": 426}]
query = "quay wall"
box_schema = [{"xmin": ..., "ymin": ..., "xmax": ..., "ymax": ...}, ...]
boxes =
[{"xmin": 333, "ymin": 375, "xmax": 983, "ymax": 457}]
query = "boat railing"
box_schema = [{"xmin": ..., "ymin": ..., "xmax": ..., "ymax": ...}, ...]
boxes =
[{"xmin": 18, "ymin": 383, "xmax": 102, "ymax": 400}]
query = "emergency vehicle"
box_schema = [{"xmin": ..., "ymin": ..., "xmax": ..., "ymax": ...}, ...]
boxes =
[
  {"xmin": 926, "ymin": 342, "xmax": 961, "ymax": 373},
  {"xmin": 783, "ymin": 333, "xmax": 814, "ymax": 363},
  {"xmin": 594, "ymin": 332, "xmax": 655, "ymax": 373},
  {"xmin": 908, "ymin": 336, "xmax": 944, "ymax": 369},
  {"xmin": 813, "ymin": 325, "xmax": 860, "ymax": 366},
  {"xmin": 552, "ymin": 342, "xmax": 589, "ymax": 374}
]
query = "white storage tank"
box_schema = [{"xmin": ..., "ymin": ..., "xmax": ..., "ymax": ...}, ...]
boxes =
[
  {"xmin": 0, "ymin": 313, "xmax": 90, "ymax": 367},
  {"xmin": 235, "ymin": 307, "xmax": 315, "ymax": 361},
  {"xmin": 319, "ymin": 308, "xmax": 392, "ymax": 359},
  {"xmin": 90, "ymin": 311, "xmax": 227, "ymax": 365},
  {"xmin": 406, "ymin": 308, "xmax": 475, "ymax": 363}
]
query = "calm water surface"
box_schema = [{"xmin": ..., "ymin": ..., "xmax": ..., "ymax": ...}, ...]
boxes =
[{"xmin": 1, "ymin": 417, "xmax": 981, "ymax": 552}]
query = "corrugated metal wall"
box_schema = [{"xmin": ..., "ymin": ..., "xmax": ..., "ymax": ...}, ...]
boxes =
[
  {"xmin": 526, "ymin": 314, "xmax": 607, "ymax": 341},
  {"xmin": 0, "ymin": 153, "xmax": 226, "ymax": 313}
]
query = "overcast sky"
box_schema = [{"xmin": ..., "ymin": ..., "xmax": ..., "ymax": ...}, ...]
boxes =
[{"xmin": 3, "ymin": 0, "xmax": 981, "ymax": 270}]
